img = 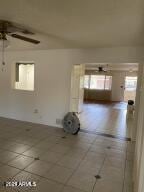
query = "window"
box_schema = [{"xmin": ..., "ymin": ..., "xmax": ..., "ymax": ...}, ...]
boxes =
[
  {"xmin": 90, "ymin": 75, "xmax": 105, "ymax": 89},
  {"xmin": 125, "ymin": 76, "xmax": 137, "ymax": 91},
  {"xmin": 105, "ymin": 76, "xmax": 112, "ymax": 90},
  {"xmin": 84, "ymin": 75, "xmax": 112, "ymax": 90},
  {"xmin": 15, "ymin": 62, "xmax": 34, "ymax": 91},
  {"xmin": 84, "ymin": 75, "xmax": 89, "ymax": 88}
]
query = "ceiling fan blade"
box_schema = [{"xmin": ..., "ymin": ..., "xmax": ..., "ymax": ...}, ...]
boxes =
[{"xmin": 10, "ymin": 34, "xmax": 40, "ymax": 44}]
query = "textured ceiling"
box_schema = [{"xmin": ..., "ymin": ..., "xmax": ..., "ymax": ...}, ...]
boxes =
[{"xmin": 0, "ymin": 0, "xmax": 144, "ymax": 50}]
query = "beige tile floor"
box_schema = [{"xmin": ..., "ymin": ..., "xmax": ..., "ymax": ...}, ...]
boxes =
[
  {"xmin": 0, "ymin": 117, "xmax": 133, "ymax": 192},
  {"xmin": 79, "ymin": 102, "xmax": 130, "ymax": 138}
]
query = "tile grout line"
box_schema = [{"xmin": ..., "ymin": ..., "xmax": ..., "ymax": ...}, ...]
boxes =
[
  {"xmin": 3, "ymin": 133, "xmax": 78, "ymax": 191},
  {"xmin": 91, "ymin": 151, "xmax": 108, "ymax": 192},
  {"xmin": 7, "ymin": 138, "xmax": 64, "ymax": 178},
  {"xmin": 60, "ymin": 137, "xmax": 96, "ymax": 191},
  {"xmin": 0, "ymin": 133, "xmax": 64, "ymax": 163},
  {"xmin": 0, "ymin": 134, "xmax": 64, "ymax": 185},
  {"xmin": 122, "ymin": 141, "xmax": 129, "ymax": 192}
]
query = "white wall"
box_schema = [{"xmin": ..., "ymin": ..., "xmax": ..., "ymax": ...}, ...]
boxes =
[
  {"xmin": 133, "ymin": 64, "xmax": 144, "ymax": 192},
  {"xmin": 112, "ymin": 71, "xmax": 137, "ymax": 101},
  {"xmin": 0, "ymin": 50, "xmax": 73, "ymax": 127},
  {"xmin": 132, "ymin": 64, "xmax": 143, "ymax": 141},
  {"xmin": 0, "ymin": 46, "xmax": 142, "ymax": 127}
]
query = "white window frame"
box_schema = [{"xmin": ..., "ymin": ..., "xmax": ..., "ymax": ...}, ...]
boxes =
[
  {"xmin": 84, "ymin": 74, "xmax": 112, "ymax": 90},
  {"xmin": 14, "ymin": 62, "xmax": 35, "ymax": 91}
]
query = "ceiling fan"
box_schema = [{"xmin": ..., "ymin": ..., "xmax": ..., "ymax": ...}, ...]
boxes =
[
  {"xmin": 0, "ymin": 20, "xmax": 40, "ymax": 68},
  {"xmin": 95, "ymin": 65, "xmax": 108, "ymax": 73},
  {"xmin": 0, "ymin": 20, "xmax": 40, "ymax": 45}
]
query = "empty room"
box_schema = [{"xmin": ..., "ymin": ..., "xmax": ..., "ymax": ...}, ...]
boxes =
[
  {"xmin": 0, "ymin": 1, "xmax": 144, "ymax": 192},
  {"xmin": 78, "ymin": 63, "xmax": 138, "ymax": 138}
]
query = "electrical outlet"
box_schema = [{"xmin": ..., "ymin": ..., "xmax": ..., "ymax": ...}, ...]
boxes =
[{"xmin": 56, "ymin": 119, "xmax": 62, "ymax": 125}]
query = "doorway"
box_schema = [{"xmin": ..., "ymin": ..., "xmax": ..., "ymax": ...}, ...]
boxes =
[
  {"xmin": 70, "ymin": 63, "xmax": 138, "ymax": 139},
  {"xmin": 124, "ymin": 76, "xmax": 137, "ymax": 102}
]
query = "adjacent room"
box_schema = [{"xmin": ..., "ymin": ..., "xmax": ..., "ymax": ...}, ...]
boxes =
[
  {"xmin": 0, "ymin": 1, "xmax": 144, "ymax": 192},
  {"xmin": 79, "ymin": 63, "xmax": 138, "ymax": 138}
]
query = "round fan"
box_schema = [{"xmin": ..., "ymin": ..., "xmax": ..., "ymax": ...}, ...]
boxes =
[{"xmin": 62, "ymin": 112, "xmax": 80, "ymax": 135}]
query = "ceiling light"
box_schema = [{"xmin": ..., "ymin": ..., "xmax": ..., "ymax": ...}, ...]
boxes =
[{"xmin": 129, "ymin": 68, "xmax": 133, "ymax": 72}]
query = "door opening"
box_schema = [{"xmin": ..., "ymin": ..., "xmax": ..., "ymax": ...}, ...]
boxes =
[
  {"xmin": 124, "ymin": 76, "xmax": 137, "ymax": 102},
  {"xmin": 70, "ymin": 63, "xmax": 139, "ymax": 139}
]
